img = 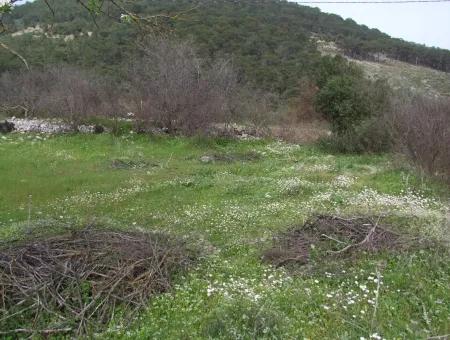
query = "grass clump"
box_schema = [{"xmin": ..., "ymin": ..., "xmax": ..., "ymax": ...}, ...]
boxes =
[{"xmin": 203, "ymin": 298, "xmax": 284, "ymax": 339}]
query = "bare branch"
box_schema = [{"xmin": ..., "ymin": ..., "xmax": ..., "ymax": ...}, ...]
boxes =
[
  {"xmin": 0, "ymin": 328, "xmax": 73, "ymax": 336},
  {"xmin": 0, "ymin": 39, "xmax": 29, "ymax": 70}
]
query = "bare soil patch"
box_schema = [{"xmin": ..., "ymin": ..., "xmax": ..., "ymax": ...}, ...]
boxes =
[
  {"xmin": 200, "ymin": 151, "xmax": 261, "ymax": 163},
  {"xmin": 111, "ymin": 158, "xmax": 158, "ymax": 170},
  {"xmin": 0, "ymin": 228, "xmax": 195, "ymax": 336}
]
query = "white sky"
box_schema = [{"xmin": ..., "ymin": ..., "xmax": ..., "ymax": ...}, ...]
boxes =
[{"xmin": 297, "ymin": 1, "xmax": 450, "ymax": 50}]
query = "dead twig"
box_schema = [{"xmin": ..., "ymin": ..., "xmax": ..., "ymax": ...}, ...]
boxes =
[
  {"xmin": 0, "ymin": 328, "xmax": 72, "ymax": 335},
  {"xmin": 0, "ymin": 229, "xmax": 194, "ymax": 336},
  {"xmin": 263, "ymin": 215, "xmax": 409, "ymax": 268},
  {"xmin": 329, "ymin": 223, "xmax": 378, "ymax": 254}
]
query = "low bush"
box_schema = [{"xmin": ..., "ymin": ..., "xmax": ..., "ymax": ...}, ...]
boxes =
[{"xmin": 318, "ymin": 116, "xmax": 393, "ymax": 154}]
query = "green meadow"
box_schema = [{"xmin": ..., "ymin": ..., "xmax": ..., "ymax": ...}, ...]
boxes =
[{"xmin": 0, "ymin": 132, "xmax": 449, "ymax": 339}]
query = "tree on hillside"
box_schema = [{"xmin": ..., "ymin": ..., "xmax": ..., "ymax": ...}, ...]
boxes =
[
  {"xmin": 314, "ymin": 56, "xmax": 390, "ymax": 134},
  {"xmin": 0, "ymin": 0, "xmax": 183, "ymax": 68},
  {"xmin": 1, "ymin": 0, "xmax": 448, "ymax": 94}
]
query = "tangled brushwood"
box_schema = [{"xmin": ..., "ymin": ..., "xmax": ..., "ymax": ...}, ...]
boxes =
[
  {"xmin": 0, "ymin": 228, "xmax": 195, "ymax": 336},
  {"xmin": 263, "ymin": 215, "xmax": 426, "ymax": 268}
]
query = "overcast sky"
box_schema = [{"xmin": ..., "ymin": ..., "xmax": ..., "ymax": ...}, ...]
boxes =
[{"xmin": 297, "ymin": 1, "xmax": 450, "ymax": 50}]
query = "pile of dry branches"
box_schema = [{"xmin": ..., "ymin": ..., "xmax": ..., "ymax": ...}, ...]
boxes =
[
  {"xmin": 0, "ymin": 228, "xmax": 194, "ymax": 336},
  {"xmin": 263, "ymin": 215, "xmax": 410, "ymax": 268}
]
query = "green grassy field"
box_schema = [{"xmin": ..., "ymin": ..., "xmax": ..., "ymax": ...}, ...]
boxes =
[{"xmin": 0, "ymin": 132, "xmax": 449, "ymax": 339}]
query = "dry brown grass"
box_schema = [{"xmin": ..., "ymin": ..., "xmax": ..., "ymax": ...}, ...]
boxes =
[{"xmin": 269, "ymin": 120, "xmax": 330, "ymax": 144}]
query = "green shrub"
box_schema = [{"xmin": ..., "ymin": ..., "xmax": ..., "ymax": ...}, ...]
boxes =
[
  {"xmin": 314, "ymin": 56, "xmax": 390, "ymax": 136},
  {"xmin": 313, "ymin": 55, "xmax": 362, "ymax": 88},
  {"xmin": 313, "ymin": 56, "xmax": 391, "ymax": 154},
  {"xmin": 315, "ymin": 75, "xmax": 389, "ymax": 134},
  {"xmin": 318, "ymin": 117, "xmax": 393, "ymax": 154}
]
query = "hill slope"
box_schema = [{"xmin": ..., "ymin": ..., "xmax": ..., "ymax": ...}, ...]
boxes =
[
  {"xmin": 1, "ymin": 0, "xmax": 450, "ymax": 95},
  {"xmin": 317, "ymin": 40, "xmax": 450, "ymax": 97}
]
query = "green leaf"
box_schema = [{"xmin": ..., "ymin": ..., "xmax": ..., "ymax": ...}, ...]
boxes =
[{"xmin": 0, "ymin": 3, "xmax": 12, "ymax": 14}]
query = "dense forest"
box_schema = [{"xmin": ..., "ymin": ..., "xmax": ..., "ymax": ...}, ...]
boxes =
[{"xmin": 1, "ymin": 0, "xmax": 449, "ymax": 95}]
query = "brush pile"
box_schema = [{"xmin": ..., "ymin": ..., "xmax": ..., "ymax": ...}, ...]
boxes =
[
  {"xmin": 263, "ymin": 215, "xmax": 413, "ymax": 268},
  {"xmin": 0, "ymin": 228, "xmax": 194, "ymax": 336}
]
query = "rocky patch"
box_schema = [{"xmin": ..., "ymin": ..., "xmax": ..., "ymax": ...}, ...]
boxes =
[{"xmin": 6, "ymin": 117, "xmax": 105, "ymax": 134}]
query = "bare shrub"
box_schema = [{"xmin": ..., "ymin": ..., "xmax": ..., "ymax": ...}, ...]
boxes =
[
  {"xmin": 0, "ymin": 69, "xmax": 50, "ymax": 117},
  {"xmin": 0, "ymin": 41, "xmax": 274, "ymax": 136},
  {"xmin": 0, "ymin": 66, "xmax": 119, "ymax": 125},
  {"xmin": 230, "ymin": 87, "xmax": 277, "ymax": 133},
  {"xmin": 128, "ymin": 38, "xmax": 240, "ymax": 135},
  {"xmin": 391, "ymin": 95, "xmax": 450, "ymax": 180},
  {"xmin": 286, "ymin": 78, "xmax": 321, "ymax": 123},
  {"xmin": 271, "ymin": 79, "xmax": 328, "ymax": 143}
]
